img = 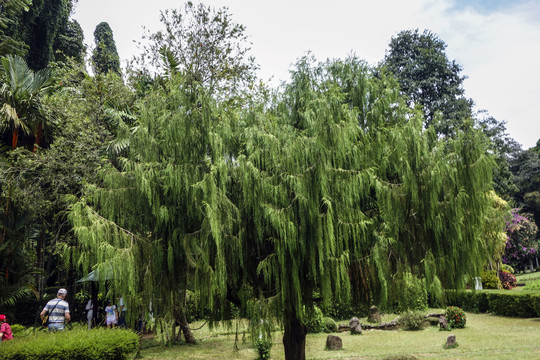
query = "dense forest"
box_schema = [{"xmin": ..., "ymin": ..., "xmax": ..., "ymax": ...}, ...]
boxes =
[{"xmin": 1, "ymin": 1, "xmax": 538, "ymax": 359}]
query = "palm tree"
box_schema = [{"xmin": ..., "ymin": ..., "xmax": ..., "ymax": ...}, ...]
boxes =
[{"xmin": 0, "ymin": 54, "xmax": 54, "ymax": 150}]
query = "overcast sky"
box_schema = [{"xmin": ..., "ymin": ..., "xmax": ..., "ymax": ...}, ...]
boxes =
[{"xmin": 72, "ymin": 0, "xmax": 540, "ymax": 149}]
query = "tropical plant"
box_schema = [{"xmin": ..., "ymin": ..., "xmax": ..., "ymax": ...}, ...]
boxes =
[{"xmin": 0, "ymin": 54, "xmax": 54, "ymax": 149}]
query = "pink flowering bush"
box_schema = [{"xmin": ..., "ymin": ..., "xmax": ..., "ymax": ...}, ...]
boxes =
[{"xmin": 503, "ymin": 209, "xmax": 538, "ymax": 271}]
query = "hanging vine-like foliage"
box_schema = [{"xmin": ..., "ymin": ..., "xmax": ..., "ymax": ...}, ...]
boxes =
[
  {"xmin": 69, "ymin": 55, "xmax": 495, "ymax": 360},
  {"xmin": 69, "ymin": 73, "xmax": 237, "ymax": 342},
  {"xmin": 232, "ymin": 55, "xmax": 495, "ymax": 360}
]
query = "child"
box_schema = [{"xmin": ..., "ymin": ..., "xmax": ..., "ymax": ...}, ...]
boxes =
[
  {"xmin": 0, "ymin": 314, "xmax": 13, "ymax": 341},
  {"xmin": 104, "ymin": 300, "xmax": 118, "ymax": 328}
]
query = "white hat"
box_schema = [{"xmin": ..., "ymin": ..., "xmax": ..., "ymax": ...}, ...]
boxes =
[{"xmin": 58, "ymin": 288, "xmax": 68, "ymax": 295}]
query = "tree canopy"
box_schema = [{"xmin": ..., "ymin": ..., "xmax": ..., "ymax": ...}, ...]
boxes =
[
  {"xmin": 69, "ymin": 54, "xmax": 498, "ymax": 360},
  {"xmin": 92, "ymin": 22, "xmax": 121, "ymax": 76},
  {"xmin": 382, "ymin": 29, "xmax": 473, "ymax": 137}
]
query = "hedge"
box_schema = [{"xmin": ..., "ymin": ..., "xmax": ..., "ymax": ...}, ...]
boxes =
[
  {"xmin": 446, "ymin": 290, "xmax": 540, "ymax": 317},
  {"xmin": 1, "ymin": 328, "xmax": 139, "ymax": 360}
]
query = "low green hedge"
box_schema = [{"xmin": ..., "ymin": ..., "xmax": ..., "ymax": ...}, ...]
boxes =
[
  {"xmin": 1, "ymin": 328, "xmax": 139, "ymax": 360},
  {"xmin": 446, "ymin": 290, "xmax": 540, "ymax": 317}
]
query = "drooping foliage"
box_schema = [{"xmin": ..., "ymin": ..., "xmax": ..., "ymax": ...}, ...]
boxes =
[
  {"xmin": 69, "ymin": 72, "xmax": 235, "ymax": 342},
  {"xmin": 231, "ymin": 55, "xmax": 495, "ymax": 359},
  {"xmin": 92, "ymin": 22, "xmax": 121, "ymax": 76},
  {"xmin": 68, "ymin": 52, "xmax": 497, "ymax": 359},
  {"xmin": 383, "ymin": 29, "xmax": 472, "ymax": 136}
]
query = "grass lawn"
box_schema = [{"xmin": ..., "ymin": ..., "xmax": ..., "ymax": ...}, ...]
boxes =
[
  {"xmin": 515, "ymin": 271, "xmax": 540, "ymax": 292},
  {"xmin": 139, "ymin": 312, "xmax": 540, "ymax": 360}
]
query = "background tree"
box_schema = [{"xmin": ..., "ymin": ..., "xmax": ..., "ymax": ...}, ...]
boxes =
[
  {"xmin": 53, "ymin": 19, "xmax": 85, "ymax": 64},
  {"xmin": 0, "ymin": 0, "xmax": 32, "ymax": 57},
  {"xmin": 382, "ymin": 29, "xmax": 472, "ymax": 137},
  {"xmin": 503, "ymin": 209, "xmax": 539, "ymax": 271},
  {"xmin": 511, "ymin": 140, "xmax": 540, "ymax": 226},
  {"xmin": 92, "ymin": 22, "xmax": 121, "ymax": 75},
  {"xmin": 476, "ymin": 111, "xmax": 522, "ymax": 200},
  {"xmin": 137, "ymin": 1, "xmax": 258, "ymax": 98},
  {"xmin": 6, "ymin": 0, "xmax": 73, "ymax": 70}
]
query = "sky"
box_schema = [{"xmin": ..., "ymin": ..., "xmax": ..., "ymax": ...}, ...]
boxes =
[{"xmin": 72, "ymin": 0, "xmax": 540, "ymax": 149}]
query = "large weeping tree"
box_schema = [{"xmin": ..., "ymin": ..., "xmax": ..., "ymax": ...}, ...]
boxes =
[
  {"xmin": 230, "ymin": 56, "xmax": 495, "ymax": 360},
  {"xmin": 68, "ymin": 71, "xmax": 235, "ymax": 343}
]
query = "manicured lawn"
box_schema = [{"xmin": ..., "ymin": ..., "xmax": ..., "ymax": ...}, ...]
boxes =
[
  {"xmin": 139, "ymin": 312, "xmax": 540, "ymax": 359},
  {"xmin": 515, "ymin": 271, "xmax": 540, "ymax": 292}
]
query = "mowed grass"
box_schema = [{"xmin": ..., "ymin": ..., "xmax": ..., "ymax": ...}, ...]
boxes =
[{"xmin": 139, "ymin": 312, "xmax": 540, "ymax": 360}]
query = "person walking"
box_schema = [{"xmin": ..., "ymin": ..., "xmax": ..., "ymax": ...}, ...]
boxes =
[
  {"xmin": 0, "ymin": 314, "xmax": 13, "ymax": 341},
  {"xmin": 117, "ymin": 296, "xmax": 127, "ymax": 327},
  {"xmin": 40, "ymin": 288, "xmax": 71, "ymax": 331},
  {"xmin": 85, "ymin": 299, "xmax": 93, "ymax": 329},
  {"xmin": 104, "ymin": 300, "xmax": 118, "ymax": 328}
]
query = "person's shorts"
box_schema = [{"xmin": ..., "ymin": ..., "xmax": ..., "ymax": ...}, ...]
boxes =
[
  {"xmin": 106, "ymin": 318, "xmax": 117, "ymax": 326},
  {"xmin": 48, "ymin": 323, "xmax": 65, "ymax": 331}
]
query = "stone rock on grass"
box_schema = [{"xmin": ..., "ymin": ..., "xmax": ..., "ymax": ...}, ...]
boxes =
[
  {"xmin": 368, "ymin": 305, "xmax": 382, "ymax": 323},
  {"xmin": 325, "ymin": 334, "xmax": 342, "ymax": 350}
]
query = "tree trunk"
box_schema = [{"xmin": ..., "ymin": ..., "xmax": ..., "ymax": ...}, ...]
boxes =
[
  {"xmin": 12, "ymin": 127, "xmax": 19, "ymax": 148},
  {"xmin": 283, "ymin": 313, "xmax": 307, "ymax": 360},
  {"xmin": 33, "ymin": 122, "xmax": 43, "ymax": 152},
  {"xmin": 177, "ymin": 305, "xmax": 196, "ymax": 343}
]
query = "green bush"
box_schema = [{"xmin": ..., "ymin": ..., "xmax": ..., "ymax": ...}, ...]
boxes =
[
  {"xmin": 320, "ymin": 299, "xmax": 357, "ymax": 320},
  {"xmin": 394, "ymin": 272, "xmax": 428, "ymax": 312},
  {"xmin": 304, "ymin": 305, "xmax": 324, "ymax": 333},
  {"xmin": 481, "ymin": 270, "xmax": 501, "ymax": 289},
  {"xmin": 445, "ymin": 306, "xmax": 466, "ymax": 329},
  {"xmin": 1, "ymin": 328, "xmax": 139, "ymax": 360},
  {"xmin": 254, "ymin": 338, "xmax": 273, "ymax": 360},
  {"xmin": 10, "ymin": 324, "xmax": 26, "ymax": 337},
  {"xmin": 501, "ymin": 264, "xmax": 514, "ymax": 274},
  {"xmin": 398, "ymin": 310, "xmax": 425, "ymax": 330},
  {"xmin": 447, "ymin": 291, "xmax": 540, "ymax": 317},
  {"xmin": 323, "ymin": 317, "xmax": 337, "ymax": 333}
]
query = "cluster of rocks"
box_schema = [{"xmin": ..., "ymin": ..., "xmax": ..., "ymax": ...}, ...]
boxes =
[{"xmin": 325, "ymin": 307, "xmax": 457, "ymax": 352}]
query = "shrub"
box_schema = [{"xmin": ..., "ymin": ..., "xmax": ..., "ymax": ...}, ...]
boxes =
[
  {"xmin": 498, "ymin": 270, "xmax": 517, "ymax": 290},
  {"xmin": 394, "ymin": 272, "xmax": 428, "ymax": 312},
  {"xmin": 304, "ymin": 305, "xmax": 324, "ymax": 333},
  {"xmin": 255, "ymin": 338, "xmax": 273, "ymax": 360},
  {"xmin": 481, "ymin": 270, "xmax": 501, "ymax": 289},
  {"xmin": 445, "ymin": 306, "xmax": 466, "ymax": 329},
  {"xmin": 323, "ymin": 317, "xmax": 337, "ymax": 333},
  {"xmin": 320, "ymin": 300, "xmax": 357, "ymax": 320},
  {"xmin": 501, "ymin": 264, "xmax": 514, "ymax": 274},
  {"xmin": 398, "ymin": 310, "xmax": 425, "ymax": 330},
  {"xmin": 447, "ymin": 291, "xmax": 540, "ymax": 317},
  {"xmin": 1, "ymin": 328, "xmax": 139, "ymax": 360},
  {"xmin": 9, "ymin": 324, "xmax": 26, "ymax": 337}
]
